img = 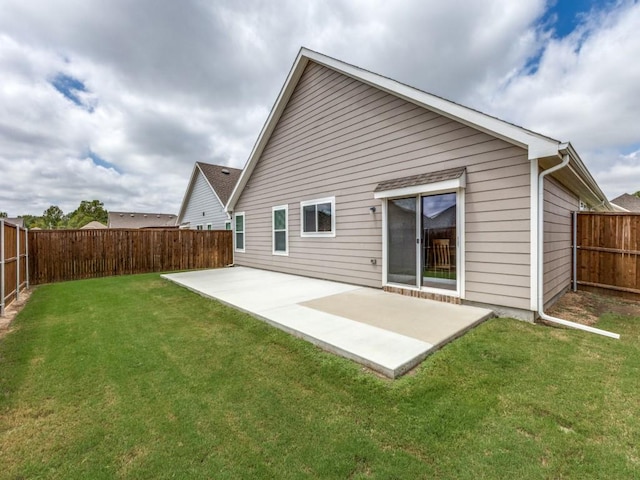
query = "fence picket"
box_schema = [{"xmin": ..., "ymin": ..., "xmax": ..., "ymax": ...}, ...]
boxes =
[{"xmin": 27, "ymin": 229, "xmax": 232, "ymax": 285}]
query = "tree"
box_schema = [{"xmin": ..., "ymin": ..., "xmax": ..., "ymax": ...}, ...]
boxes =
[
  {"xmin": 41, "ymin": 205, "xmax": 66, "ymax": 229},
  {"xmin": 634, "ymin": 191, "xmax": 640, "ymax": 198},
  {"xmin": 0, "ymin": 211, "xmax": 7, "ymax": 218},
  {"xmin": 67, "ymin": 200, "xmax": 108, "ymax": 228}
]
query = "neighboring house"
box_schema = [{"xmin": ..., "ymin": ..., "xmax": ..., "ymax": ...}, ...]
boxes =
[
  {"xmin": 3, "ymin": 217, "xmax": 24, "ymax": 228},
  {"xmin": 80, "ymin": 220, "xmax": 107, "ymax": 229},
  {"xmin": 226, "ymin": 48, "xmax": 612, "ymax": 321},
  {"xmin": 177, "ymin": 162, "xmax": 242, "ymax": 230},
  {"xmin": 610, "ymin": 193, "xmax": 640, "ymax": 212},
  {"xmin": 108, "ymin": 212, "xmax": 177, "ymax": 229}
]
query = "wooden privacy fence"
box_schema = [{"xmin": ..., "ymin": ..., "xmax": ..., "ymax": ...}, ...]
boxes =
[
  {"xmin": 28, "ymin": 229, "xmax": 233, "ymax": 285},
  {"xmin": 576, "ymin": 212, "xmax": 640, "ymax": 297},
  {"xmin": 1, "ymin": 220, "xmax": 28, "ymax": 316}
]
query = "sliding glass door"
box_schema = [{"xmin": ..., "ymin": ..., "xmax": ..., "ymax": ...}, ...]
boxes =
[
  {"xmin": 387, "ymin": 197, "xmax": 417, "ymax": 286},
  {"xmin": 421, "ymin": 193, "xmax": 457, "ymax": 291},
  {"xmin": 386, "ymin": 192, "xmax": 458, "ymax": 293}
]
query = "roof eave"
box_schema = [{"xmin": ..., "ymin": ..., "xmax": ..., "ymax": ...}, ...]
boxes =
[
  {"xmin": 227, "ymin": 49, "xmax": 311, "ymax": 211},
  {"xmin": 560, "ymin": 142, "xmax": 612, "ymax": 211}
]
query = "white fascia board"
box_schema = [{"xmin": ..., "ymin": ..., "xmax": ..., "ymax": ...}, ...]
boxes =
[
  {"xmin": 302, "ymin": 48, "xmax": 561, "ymax": 160},
  {"xmin": 177, "ymin": 163, "xmax": 200, "ymax": 223},
  {"xmin": 373, "ymin": 175, "xmax": 464, "ymax": 199},
  {"xmin": 610, "ymin": 202, "xmax": 629, "ymax": 212},
  {"xmin": 226, "ymin": 50, "xmax": 310, "ymax": 212}
]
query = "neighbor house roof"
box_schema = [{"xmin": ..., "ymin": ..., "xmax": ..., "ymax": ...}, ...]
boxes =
[
  {"xmin": 227, "ymin": 47, "xmax": 610, "ymax": 211},
  {"xmin": 80, "ymin": 220, "xmax": 107, "ymax": 229},
  {"xmin": 177, "ymin": 162, "xmax": 242, "ymax": 224},
  {"xmin": 610, "ymin": 193, "xmax": 640, "ymax": 212},
  {"xmin": 108, "ymin": 212, "xmax": 177, "ymax": 229},
  {"xmin": 3, "ymin": 217, "xmax": 24, "ymax": 228}
]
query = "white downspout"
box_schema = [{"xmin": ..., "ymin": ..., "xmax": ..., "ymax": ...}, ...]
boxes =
[{"xmin": 537, "ymin": 153, "xmax": 620, "ymax": 339}]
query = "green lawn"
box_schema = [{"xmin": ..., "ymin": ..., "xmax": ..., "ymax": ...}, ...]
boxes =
[{"xmin": 1, "ymin": 274, "xmax": 639, "ymax": 479}]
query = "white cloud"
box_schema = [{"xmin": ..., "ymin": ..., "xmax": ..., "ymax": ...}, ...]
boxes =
[{"xmin": 0, "ymin": 0, "xmax": 638, "ymax": 216}]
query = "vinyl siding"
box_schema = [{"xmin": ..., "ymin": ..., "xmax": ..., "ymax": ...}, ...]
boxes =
[
  {"xmin": 182, "ymin": 171, "xmax": 228, "ymax": 229},
  {"xmin": 234, "ymin": 61, "xmax": 532, "ymax": 310},
  {"xmin": 543, "ymin": 175, "xmax": 578, "ymax": 307}
]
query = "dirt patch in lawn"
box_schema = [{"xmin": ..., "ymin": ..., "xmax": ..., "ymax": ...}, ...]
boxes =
[
  {"xmin": 0, "ymin": 288, "xmax": 33, "ymax": 339},
  {"xmin": 547, "ymin": 289, "xmax": 640, "ymax": 326}
]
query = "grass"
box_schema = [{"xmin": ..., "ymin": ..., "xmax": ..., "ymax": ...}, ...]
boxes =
[{"xmin": 1, "ymin": 274, "xmax": 639, "ymax": 479}]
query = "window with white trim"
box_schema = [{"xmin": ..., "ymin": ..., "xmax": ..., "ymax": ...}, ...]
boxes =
[
  {"xmin": 300, "ymin": 197, "xmax": 335, "ymax": 237},
  {"xmin": 196, "ymin": 224, "xmax": 203, "ymax": 230},
  {"xmin": 224, "ymin": 220, "xmax": 231, "ymax": 230},
  {"xmin": 235, "ymin": 213, "xmax": 245, "ymax": 252},
  {"xmin": 272, "ymin": 205, "xmax": 288, "ymax": 255},
  {"xmin": 206, "ymin": 223, "xmax": 212, "ymax": 230}
]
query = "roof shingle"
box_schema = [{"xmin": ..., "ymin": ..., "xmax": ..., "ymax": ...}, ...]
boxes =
[
  {"xmin": 374, "ymin": 167, "xmax": 466, "ymax": 193},
  {"xmin": 610, "ymin": 193, "xmax": 640, "ymax": 212},
  {"xmin": 196, "ymin": 162, "xmax": 242, "ymax": 206}
]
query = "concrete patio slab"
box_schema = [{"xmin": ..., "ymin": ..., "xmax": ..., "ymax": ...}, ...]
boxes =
[{"xmin": 162, "ymin": 267, "xmax": 493, "ymax": 378}]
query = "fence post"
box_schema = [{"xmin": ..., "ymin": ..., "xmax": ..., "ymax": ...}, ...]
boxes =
[
  {"xmin": 572, "ymin": 211, "xmax": 578, "ymax": 292},
  {"xmin": 1, "ymin": 219, "xmax": 5, "ymax": 317},
  {"xmin": 15, "ymin": 223, "xmax": 20, "ymax": 302},
  {"xmin": 25, "ymin": 228, "xmax": 29, "ymax": 289}
]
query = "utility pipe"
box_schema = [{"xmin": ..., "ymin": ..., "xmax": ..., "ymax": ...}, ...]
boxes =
[{"xmin": 537, "ymin": 154, "xmax": 620, "ymax": 339}]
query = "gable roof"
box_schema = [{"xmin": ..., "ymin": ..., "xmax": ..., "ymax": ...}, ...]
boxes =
[
  {"xmin": 80, "ymin": 220, "xmax": 107, "ymax": 229},
  {"xmin": 3, "ymin": 217, "xmax": 24, "ymax": 228},
  {"xmin": 177, "ymin": 162, "xmax": 242, "ymax": 224},
  {"xmin": 108, "ymin": 212, "xmax": 177, "ymax": 229},
  {"xmin": 610, "ymin": 193, "xmax": 640, "ymax": 212},
  {"xmin": 227, "ymin": 47, "xmax": 610, "ymax": 211}
]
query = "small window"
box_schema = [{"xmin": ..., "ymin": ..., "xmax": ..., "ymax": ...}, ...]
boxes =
[
  {"xmin": 224, "ymin": 220, "xmax": 231, "ymax": 231},
  {"xmin": 235, "ymin": 212, "xmax": 245, "ymax": 252},
  {"xmin": 206, "ymin": 223, "xmax": 212, "ymax": 230},
  {"xmin": 196, "ymin": 224, "xmax": 203, "ymax": 230},
  {"xmin": 272, "ymin": 205, "xmax": 288, "ymax": 255},
  {"xmin": 300, "ymin": 197, "xmax": 335, "ymax": 237}
]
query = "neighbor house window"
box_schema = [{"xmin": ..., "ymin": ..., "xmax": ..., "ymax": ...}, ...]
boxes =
[
  {"xmin": 272, "ymin": 205, "xmax": 288, "ymax": 255},
  {"xmin": 206, "ymin": 223, "xmax": 212, "ymax": 230},
  {"xmin": 300, "ymin": 197, "xmax": 335, "ymax": 237},
  {"xmin": 235, "ymin": 212, "xmax": 245, "ymax": 252},
  {"xmin": 224, "ymin": 220, "xmax": 231, "ymax": 230},
  {"xmin": 196, "ymin": 224, "xmax": 203, "ymax": 230}
]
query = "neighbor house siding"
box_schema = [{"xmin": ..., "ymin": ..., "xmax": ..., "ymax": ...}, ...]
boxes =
[
  {"xmin": 543, "ymin": 175, "xmax": 578, "ymax": 307},
  {"xmin": 233, "ymin": 61, "xmax": 532, "ymax": 310},
  {"xmin": 182, "ymin": 171, "xmax": 227, "ymax": 229}
]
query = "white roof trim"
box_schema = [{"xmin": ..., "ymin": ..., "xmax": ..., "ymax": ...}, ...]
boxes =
[{"xmin": 226, "ymin": 47, "xmax": 605, "ymax": 211}]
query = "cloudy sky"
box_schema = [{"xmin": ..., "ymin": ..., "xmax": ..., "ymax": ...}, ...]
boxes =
[{"xmin": 1, "ymin": 0, "xmax": 639, "ymax": 216}]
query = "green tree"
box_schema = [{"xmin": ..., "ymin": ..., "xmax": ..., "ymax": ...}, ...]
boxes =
[
  {"xmin": 20, "ymin": 215, "xmax": 41, "ymax": 229},
  {"xmin": 41, "ymin": 205, "xmax": 66, "ymax": 229},
  {"xmin": 67, "ymin": 200, "xmax": 108, "ymax": 228},
  {"xmin": 0, "ymin": 211, "xmax": 7, "ymax": 218},
  {"xmin": 634, "ymin": 191, "xmax": 640, "ymax": 198}
]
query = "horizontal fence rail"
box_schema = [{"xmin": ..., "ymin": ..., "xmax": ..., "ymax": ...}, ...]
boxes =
[
  {"xmin": 576, "ymin": 212, "xmax": 640, "ymax": 297},
  {"xmin": 28, "ymin": 229, "xmax": 233, "ymax": 285},
  {"xmin": 1, "ymin": 220, "xmax": 28, "ymax": 316}
]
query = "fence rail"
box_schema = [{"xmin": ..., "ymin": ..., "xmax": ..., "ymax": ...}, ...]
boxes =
[
  {"xmin": 576, "ymin": 212, "xmax": 640, "ymax": 297},
  {"xmin": 1, "ymin": 220, "xmax": 28, "ymax": 316},
  {"xmin": 28, "ymin": 229, "xmax": 233, "ymax": 285}
]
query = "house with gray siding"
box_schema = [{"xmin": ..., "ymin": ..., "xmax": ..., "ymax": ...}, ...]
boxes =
[
  {"xmin": 226, "ymin": 48, "xmax": 612, "ymax": 321},
  {"xmin": 177, "ymin": 162, "xmax": 242, "ymax": 230}
]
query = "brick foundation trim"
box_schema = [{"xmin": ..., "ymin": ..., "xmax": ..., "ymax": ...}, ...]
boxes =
[{"xmin": 383, "ymin": 286, "xmax": 461, "ymax": 305}]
